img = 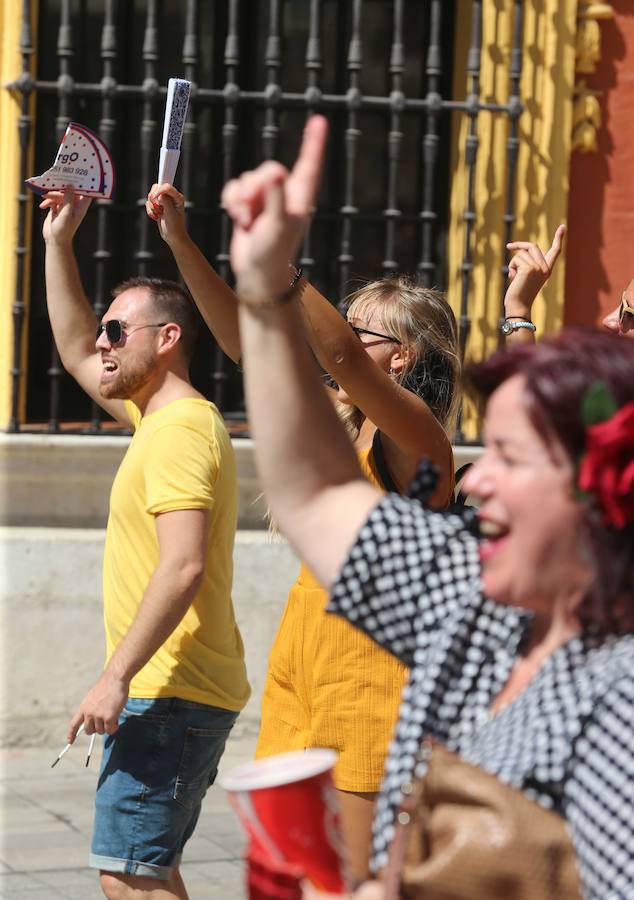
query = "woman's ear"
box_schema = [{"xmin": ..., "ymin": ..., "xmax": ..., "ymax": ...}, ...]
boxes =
[{"xmin": 389, "ymin": 345, "xmax": 412, "ymax": 376}]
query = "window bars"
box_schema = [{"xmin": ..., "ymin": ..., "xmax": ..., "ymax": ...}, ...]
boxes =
[{"xmin": 7, "ymin": 0, "xmax": 524, "ymax": 439}]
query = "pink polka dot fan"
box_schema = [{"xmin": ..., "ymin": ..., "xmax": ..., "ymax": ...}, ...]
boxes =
[{"xmin": 26, "ymin": 122, "xmax": 115, "ymax": 199}]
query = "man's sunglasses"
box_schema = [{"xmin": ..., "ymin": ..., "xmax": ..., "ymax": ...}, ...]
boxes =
[
  {"xmin": 619, "ymin": 294, "xmax": 634, "ymax": 324},
  {"xmin": 348, "ymin": 324, "xmax": 402, "ymax": 345},
  {"xmin": 96, "ymin": 320, "xmax": 167, "ymax": 344}
]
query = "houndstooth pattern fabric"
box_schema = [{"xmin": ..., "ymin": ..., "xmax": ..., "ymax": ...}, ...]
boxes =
[{"xmin": 328, "ymin": 493, "xmax": 634, "ymax": 899}]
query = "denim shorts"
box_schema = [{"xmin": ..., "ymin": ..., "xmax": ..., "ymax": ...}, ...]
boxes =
[{"xmin": 89, "ymin": 697, "xmax": 238, "ymax": 880}]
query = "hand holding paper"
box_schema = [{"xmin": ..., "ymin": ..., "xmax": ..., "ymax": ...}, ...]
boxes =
[{"xmin": 40, "ymin": 186, "xmax": 92, "ymax": 247}]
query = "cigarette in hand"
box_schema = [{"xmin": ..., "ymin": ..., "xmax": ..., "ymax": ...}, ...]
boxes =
[{"xmin": 50, "ymin": 722, "xmax": 85, "ymax": 768}]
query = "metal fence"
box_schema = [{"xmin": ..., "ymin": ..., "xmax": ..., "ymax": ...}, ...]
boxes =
[{"xmin": 8, "ymin": 0, "xmax": 524, "ymax": 438}]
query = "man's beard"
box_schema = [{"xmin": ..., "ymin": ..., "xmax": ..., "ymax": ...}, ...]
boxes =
[{"xmin": 99, "ymin": 355, "xmax": 155, "ymax": 400}]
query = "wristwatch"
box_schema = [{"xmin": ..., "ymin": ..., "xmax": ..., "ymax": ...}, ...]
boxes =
[{"xmin": 500, "ymin": 318, "xmax": 536, "ymax": 335}]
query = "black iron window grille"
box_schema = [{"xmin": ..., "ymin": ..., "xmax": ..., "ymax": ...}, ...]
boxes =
[{"xmin": 7, "ymin": 0, "xmax": 524, "ymax": 441}]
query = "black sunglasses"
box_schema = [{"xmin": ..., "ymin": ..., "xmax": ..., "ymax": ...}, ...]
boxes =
[
  {"xmin": 96, "ymin": 320, "xmax": 167, "ymax": 344},
  {"xmin": 349, "ymin": 323, "xmax": 402, "ymax": 345}
]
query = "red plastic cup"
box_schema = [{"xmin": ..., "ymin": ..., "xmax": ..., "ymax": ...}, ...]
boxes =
[
  {"xmin": 245, "ymin": 843, "xmax": 303, "ymax": 899},
  {"xmin": 220, "ymin": 749, "xmax": 349, "ymax": 894}
]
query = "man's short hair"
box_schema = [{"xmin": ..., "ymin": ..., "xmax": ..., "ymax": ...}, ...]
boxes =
[{"xmin": 112, "ymin": 277, "xmax": 200, "ymax": 363}]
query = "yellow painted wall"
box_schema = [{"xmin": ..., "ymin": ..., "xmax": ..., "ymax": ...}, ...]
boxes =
[
  {"xmin": 0, "ymin": 0, "xmax": 38, "ymax": 430},
  {"xmin": 448, "ymin": 0, "xmax": 578, "ymax": 438}
]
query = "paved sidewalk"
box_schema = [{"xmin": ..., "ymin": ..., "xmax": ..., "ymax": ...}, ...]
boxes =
[{"xmin": 0, "ymin": 727, "xmax": 258, "ymax": 899}]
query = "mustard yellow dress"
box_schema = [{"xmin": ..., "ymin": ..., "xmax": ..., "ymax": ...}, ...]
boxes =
[{"xmin": 256, "ymin": 445, "xmax": 412, "ymax": 792}]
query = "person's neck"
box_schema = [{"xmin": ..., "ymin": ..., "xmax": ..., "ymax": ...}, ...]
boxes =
[
  {"xmin": 354, "ymin": 416, "xmax": 374, "ymax": 449},
  {"xmin": 523, "ymin": 593, "xmax": 582, "ymax": 660},
  {"xmin": 130, "ymin": 368, "xmax": 202, "ymax": 417},
  {"xmin": 490, "ymin": 597, "xmax": 582, "ymax": 717}
]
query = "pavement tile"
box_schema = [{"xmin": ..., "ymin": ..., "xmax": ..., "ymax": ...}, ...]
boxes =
[
  {"xmin": 180, "ymin": 862, "xmax": 245, "ymax": 898},
  {"xmin": 2, "ymin": 821, "xmax": 84, "ymax": 848},
  {"xmin": 20, "ymin": 784, "xmax": 98, "ymax": 809},
  {"xmin": 0, "ymin": 805, "xmax": 58, "ymax": 826},
  {"xmin": 0, "ymin": 872, "xmax": 66, "ymax": 898},
  {"xmin": 0, "ymin": 788, "xmax": 35, "ymax": 809},
  {"xmin": 180, "ymin": 832, "xmax": 240, "ymax": 863},
  {"xmin": 18, "ymin": 869, "xmax": 103, "ymax": 899},
  {"xmin": 1, "ymin": 837, "xmax": 89, "ymax": 873}
]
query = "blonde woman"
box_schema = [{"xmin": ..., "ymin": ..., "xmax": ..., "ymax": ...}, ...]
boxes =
[
  {"xmin": 253, "ymin": 275, "xmax": 460, "ymax": 883},
  {"xmin": 146, "ymin": 176, "xmax": 560, "ymax": 881}
]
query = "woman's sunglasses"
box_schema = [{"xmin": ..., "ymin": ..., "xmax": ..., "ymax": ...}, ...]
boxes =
[
  {"xmin": 96, "ymin": 320, "xmax": 167, "ymax": 344},
  {"xmin": 619, "ymin": 294, "xmax": 634, "ymax": 325},
  {"xmin": 348, "ymin": 324, "xmax": 402, "ymax": 344}
]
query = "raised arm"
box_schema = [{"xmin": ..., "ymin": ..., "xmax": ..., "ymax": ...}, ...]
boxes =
[
  {"xmin": 502, "ymin": 224, "xmax": 566, "ymax": 345},
  {"xmin": 250, "ymin": 207, "xmax": 452, "ymax": 474},
  {"xmin": 223, "ymin": 116, "xmax": 380, "ymax": 589},
  {"xmin": 147, "ymin": 184, "xmax": 242, "ymax": 363},
  {"xmin": 148, "ymin": 185, "xmax": 449, "ymax": 487},
  {"xmin": 299, "ymin": 280, "xmax": 449, "ymax": 465},
  {"xmin": 40, "ymin": 188, "xmax": 131, "ymax": 427}
]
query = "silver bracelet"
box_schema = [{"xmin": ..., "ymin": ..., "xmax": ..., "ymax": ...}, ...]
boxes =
[{"xmin": 500, "ymin": 318, "xmax": 536, "ymax": 335}]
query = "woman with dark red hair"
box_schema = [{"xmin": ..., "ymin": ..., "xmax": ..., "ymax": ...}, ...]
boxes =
[{"xmin": 223, "ymin": 116, "xmax": 634, "ymax": 898}]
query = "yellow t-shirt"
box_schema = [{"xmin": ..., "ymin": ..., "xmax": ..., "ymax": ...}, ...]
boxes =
[{"xmin": 102, "ymin": 397, "xmax": 250, "ymax": 711}]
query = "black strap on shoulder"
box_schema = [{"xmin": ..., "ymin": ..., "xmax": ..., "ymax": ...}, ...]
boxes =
[
  {"xmin": 453, "ymin": 462, "xmax": 472, "ymax": 507},
  {"xmin": 372, "ymin": 430, "xmax": 400, "ymax": 493}
]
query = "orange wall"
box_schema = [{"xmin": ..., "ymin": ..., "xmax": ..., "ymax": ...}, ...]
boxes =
[{"xmin": 565, "ymin": 3, "xmax": 634, "ymax": 326}]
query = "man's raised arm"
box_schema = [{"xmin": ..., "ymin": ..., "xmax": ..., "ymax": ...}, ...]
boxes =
[{"xmin": 41, "ymin": 187, "xmax": 131, "ymax": 427}]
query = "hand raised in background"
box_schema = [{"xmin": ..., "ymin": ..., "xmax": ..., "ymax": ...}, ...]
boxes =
[
  {"xmin": 221, "ymin": 114, "xmax": 329, "ymax": 303},
  {"xmin": 504, "ymin": 223, "xmax": 566, "ymax": 319},
  {"xmin": 146, "ymin": 182, "xmax": 189, "ymax": 247}
]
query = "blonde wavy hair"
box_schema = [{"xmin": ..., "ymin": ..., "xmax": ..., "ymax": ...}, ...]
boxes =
[{"xmin": 337, "ymin": 275, "xmax": 461, "ymax": 440}]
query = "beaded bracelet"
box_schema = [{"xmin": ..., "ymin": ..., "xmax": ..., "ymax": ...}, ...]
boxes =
[{"xmin": 237, "ymin": 267, "xmax": 305, "ymax": 311}]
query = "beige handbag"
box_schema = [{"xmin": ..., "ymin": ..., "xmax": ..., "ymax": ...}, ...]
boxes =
[{"xmin": 383, "ymin": 744, "xmax": 582, "ymax": 900}]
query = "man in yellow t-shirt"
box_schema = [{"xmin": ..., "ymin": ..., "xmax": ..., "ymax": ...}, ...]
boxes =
[{"xmin": 41, "ymin": 186, "xmax": 249, "ymax": 899}]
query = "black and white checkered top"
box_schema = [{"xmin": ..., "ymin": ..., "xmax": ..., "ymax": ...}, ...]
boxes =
[{"xmin": 328, "ymin": 491, "xmax": 634, "ymax": 900}]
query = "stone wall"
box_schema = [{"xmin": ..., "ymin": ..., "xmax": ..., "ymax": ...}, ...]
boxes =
[{"xmin": 0, "ymin": 526, "xmax": 297, "ymax": 746}]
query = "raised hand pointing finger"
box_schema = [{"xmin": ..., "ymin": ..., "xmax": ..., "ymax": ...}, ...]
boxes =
[
  {"xmin": 544, "ymin": 223, "xmax": 566, "ymax": 269},
  {"xmin": 285, "ymin": 115, "xmax": 330, "ymax": 218}
]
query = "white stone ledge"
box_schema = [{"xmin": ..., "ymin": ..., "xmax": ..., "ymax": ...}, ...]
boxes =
[
  {"xmin": 0, "ymin": 433, "xmax": 482, "ymax": 530},
  {"xmin": 1, "ymin": 526, "xmax": 299, "ymax": 747},
  {"xmin": 0, "ymin": 434, "xmax": 269, "ymax": 530}
]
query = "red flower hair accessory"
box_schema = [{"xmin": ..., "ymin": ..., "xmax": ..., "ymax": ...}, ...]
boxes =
[{"xmin": 577, "ymin": 384, "xmax": 634, "ymax": 529}]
